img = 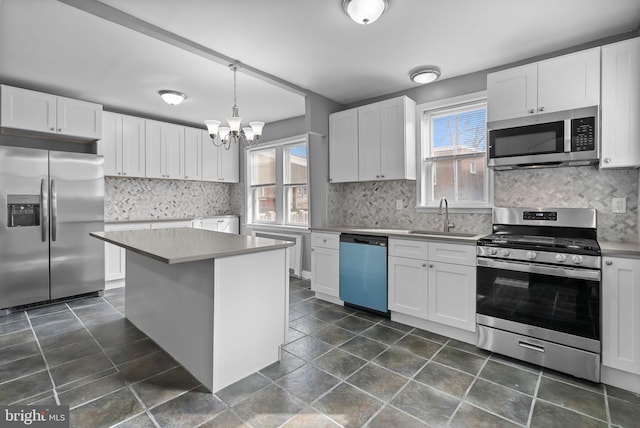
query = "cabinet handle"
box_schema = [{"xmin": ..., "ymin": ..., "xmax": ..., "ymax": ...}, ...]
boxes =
[
  {"xmin": 422, "ymin": 263, "xmax": 427, "ymax": 268},
  {"xmin": 311, "ymin": 248, "xmax": 315, "ymax": 252},
  {"xmin": 123, "ymin": 172, "xmax": 127, "ymax": 176},
  {"xmin": 381, "ymin": 175, "xmax": 385, "ymax": 178},
  {"xmin": 376, "ymin": 175, "xmax": 380, "ymax": 178},
  {"xmin": 605, "ymin": 260, "xmax": 613, "ymax": 266},
  {"xmin": 604, "ymin": 158, "xmax": 611, "ymax": 164},
  {"xmin": 329, "ymin": 178, "xmax": 333, "ymax": 182},
  {"xmin": 117, "ymin": 172, "xmax": 122, "ymax": 176},
  {"xmin": 429, "ymin": 264, "xmax": 434, "ymax": 268},
  {"xmin": 538, "ymin": 107, "xmax": 545, "ymax": 112},
  {"xmin": 50, "ymin": 127, "xmax": 55, "ymax": 131},
  {"xmin": 323, "ymin": 239, "xmax": 327, "ymax": 243},
  {"xmin": 528, "ymin": 109, "xmax": 535, "ymax": 114},
  {"xmin": 58, "ymin": 128, "xmax": 62, "ymax": 132}
]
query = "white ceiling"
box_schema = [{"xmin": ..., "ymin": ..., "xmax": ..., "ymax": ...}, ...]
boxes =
[{"xmin": 1, "ymin": 0, "xmax": 639, "ymax": 129}]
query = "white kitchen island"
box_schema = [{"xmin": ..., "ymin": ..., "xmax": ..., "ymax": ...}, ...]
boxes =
[{"xmin": 90, "ymin": 227, "xmax": 293, "ymax": 393}]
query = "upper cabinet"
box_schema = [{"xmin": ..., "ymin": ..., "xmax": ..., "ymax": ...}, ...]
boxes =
[
  {"xmin": 487, "ymin": 48, "xmax": 600, "ymax": 122},
  {"xmin": 102, "ymin": 112, "xmax": 146, "ymax": 177},
  {"xmin": 329, "ymin": 96, "xmax": 415, "ymax": 183},
  {"xmin": 1, "ymin": 84, "xmax": 102, "ymax": 140},
  {"xmin": 184, "ymin": 127, "xmax": 203, "ymax": 181},
  {"xmin": 201, "ymin": 130, "xmax": 239, "ymax": 183},
  {"xmin": 145, "ymin": 120, "xmax": 184, "ymax": 179},
  {"xmin": 600, "ymin": 37, "xmax": 640, "ymax": 169}
]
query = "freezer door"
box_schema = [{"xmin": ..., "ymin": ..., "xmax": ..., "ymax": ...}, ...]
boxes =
[
  {"xmin": 0, "ymin": 146, "xmax": 50, "ymax": 308},
  {"xmin": 49, "ymin": 151, "xmax": 104, "ymax": 299}
]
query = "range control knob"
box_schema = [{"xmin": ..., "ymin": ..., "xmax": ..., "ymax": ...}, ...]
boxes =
[
  {"xmin": 499, "ymin": 249, "xmax": 510, "ymax": 257},
  {"xmin": 526, "ymin": 251, "xmax": 537, "ymax": 260},
  {"xmin": 489, "ymin": 248, "xmax": 498, "ymax": 256},
  {"xmin": 555, "ymin": 254, "xmax": 567, "ymax": 262},
  {"xmin": 572, "ymin": 255, "xmax": 583, "ymax": 264}
]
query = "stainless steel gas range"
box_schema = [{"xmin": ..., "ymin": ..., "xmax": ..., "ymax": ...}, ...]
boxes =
[{"xmin": 476, "ymin": 207, "xmax": 601, "ymax": 382}]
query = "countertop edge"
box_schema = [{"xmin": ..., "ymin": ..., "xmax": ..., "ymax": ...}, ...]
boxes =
[
  {"xmin": 310, "ymin": 226, "xmax": 485, "ymax": 244},
  {"xmin": 600, "ymin": 241, "xmax": 640, "ymax": 258}
]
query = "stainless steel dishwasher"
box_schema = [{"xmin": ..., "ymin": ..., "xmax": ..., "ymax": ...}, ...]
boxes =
[{"xmin": 339, "ymin": 234, "xmax": 388, "ymax": 316}]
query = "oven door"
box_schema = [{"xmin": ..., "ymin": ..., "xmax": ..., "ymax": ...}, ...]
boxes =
[{"xmin": 476, "ymin": 257, "xmax": 600, "ymax": 343}]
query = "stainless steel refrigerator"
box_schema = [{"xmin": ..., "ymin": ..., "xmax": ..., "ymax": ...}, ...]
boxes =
[{"xmin": 0, "ymin": 145, "xmax": 104, "ymax": 310}]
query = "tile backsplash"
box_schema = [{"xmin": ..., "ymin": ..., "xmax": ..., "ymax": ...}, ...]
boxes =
[
  {"xmin": 328, "ymin": 166, "xmax": 639, "ymax": 242},
  {"xmin": 105, "ymin": 177, "xmax": 243, "ymax": 222}
]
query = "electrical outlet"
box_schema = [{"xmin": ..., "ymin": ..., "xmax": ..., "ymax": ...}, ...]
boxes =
[
  {"xmin": 612, "ymin": 197, "xmax": 627, "ymax": 213},
  {"xmin": 395, "ymin": 199, "xmax": 403, "ymax": 210}
]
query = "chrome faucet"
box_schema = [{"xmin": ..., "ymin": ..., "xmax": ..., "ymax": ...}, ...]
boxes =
[{"xmin": 438, "ymin": 197, "xmax": 455, "ymax": 232}]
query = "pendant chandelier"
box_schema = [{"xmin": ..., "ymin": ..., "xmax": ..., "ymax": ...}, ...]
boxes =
[{"xmin": 205, "ymin": 64, "xmax": 265, "ymax": 150}]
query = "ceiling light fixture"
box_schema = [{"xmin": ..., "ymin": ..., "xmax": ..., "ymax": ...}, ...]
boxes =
[
  {"xmin": 159, "ymin": 90, "xmax": 187, "ymax": 105},
  {"xmin": 409, "ymin": 67, "xmax": 441, "ymax": 84},
  {"xmin": 205, "ymin": 64, "xmax": 265, "ymax": 150},
  {"xmin": 342, "ymin": 0, "xmax": 388, "ymax": 25}
]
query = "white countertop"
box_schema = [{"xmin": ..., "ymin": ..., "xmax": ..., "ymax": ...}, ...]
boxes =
[
  {"xmin": 91, "ymin": 228, "xmax": 294, "ymax": 264},
  {"xmin": 311, "ymin": 226, "xmax": 486, "ymax": 243},
  {"xmin": 600, "ymin": 241, "xmax": 640, "ymax": 258}
]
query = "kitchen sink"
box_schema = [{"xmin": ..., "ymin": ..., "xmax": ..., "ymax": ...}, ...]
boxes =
[{"xmin": 407, "ymin": 230, "xmax": 478, "ymax": 238}]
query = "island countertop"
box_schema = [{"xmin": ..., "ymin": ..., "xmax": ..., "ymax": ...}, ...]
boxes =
[{"xmin": 91, "ymin": 228, "xmax": 294, "ymax": 264}]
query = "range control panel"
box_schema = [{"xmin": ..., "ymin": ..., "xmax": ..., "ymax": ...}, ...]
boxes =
[
  {"xmin": 571, "ymin": 117, "xmax": 596, "ymax": 152},
  {"xmin": 523, "ymin": 211, "xmax": 557, "ymax": 221}
]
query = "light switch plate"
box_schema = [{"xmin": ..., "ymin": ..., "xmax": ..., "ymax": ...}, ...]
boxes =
[
  {"xmin": 395, "ymin": 199, "xmax": 403, "ymax": 210},
  {"xmin": 612, "ymin": 197, "xmax": 627, "ymax": 213}
]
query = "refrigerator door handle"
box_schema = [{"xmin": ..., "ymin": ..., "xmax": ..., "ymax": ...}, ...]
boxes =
[
  {"xmin": 51, "ymin": 179, "xmax": 58, "ymax": 242},
  {"xmin": 41, "ymin": 178, "xmax": 48, "ymax": 242}
]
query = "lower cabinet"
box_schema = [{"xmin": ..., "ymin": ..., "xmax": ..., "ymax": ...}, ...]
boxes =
[
  {"xmin": 388, "ymin": 238, "xmax": 476, "ymax": 332},
  {"xmin": 602, "ymin": 256, "xmax": 640, "ymax": 375},
  {"xmin": 194, "ymin": 217, "xmax": 239, "ymax": 234},
  {"xmin": 310, "ymin": 232, "xmax": 340, "ymax": 299},
  {"xmin": 104, "ymin": 222, "xmax": 151, "ymax": 284}
]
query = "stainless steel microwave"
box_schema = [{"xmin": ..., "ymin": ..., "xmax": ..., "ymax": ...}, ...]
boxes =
[{"xmin": 487, "ymin": 107, "xmax": 599, "ymax": 170}]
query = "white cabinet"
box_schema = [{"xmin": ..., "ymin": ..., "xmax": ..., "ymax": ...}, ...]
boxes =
[
  {"xmin": 194, "ymin": 216, "xmax": 239, "ymax": 234},
  {"xmin": 600, "ymin": 37, "xmax": 640, "ymax": 168},
  {"xmin": 602, "ymin": 256, "xmax": 640, "ymax": 375},
  {"xmin": 487, "ymin": 48, "xmax": 600, "ymax": 122},
  {"xmin": 102, "ymin": 112, "xmax": 146, "ymax": 177},
  {"xmin": 184, "ymin": 127, "xmax": 203, "ymax": 180},
  {"xmin": 1, "ymin": 84, "xmax": 102, "ymax": 140},
  {"xmin": 311, "ymin": 232, "xmax": 340, "ymax": 298},
  {"xmin": 201, "ymin": 131, "xmax": 240, "ymax": 183},
  {"xmin": 150, "ymin": 220, "xmax": 192, "ymax": 229},
  {"xmin": 145, "ymin": 120, "xmax": 184, "ymax": 179},
  {"xmin": 104, "ymin": 222, "xmax": 150, "ymax": 284},
  {"xmin": 329, "ymin": 96, "xmax": 415, "ymax": 183},
  {"xmin": 329, "ymin": 109, "xmax": 359, "ymax": 183},
  {"xmin": 388, "ymin": 238, "xmax": 476, "ymax": 332}
]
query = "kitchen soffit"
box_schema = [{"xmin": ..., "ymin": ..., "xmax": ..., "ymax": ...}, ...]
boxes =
[{"xmin": 1, "ymin": 0, "xmax": 639, "ymax": 128}]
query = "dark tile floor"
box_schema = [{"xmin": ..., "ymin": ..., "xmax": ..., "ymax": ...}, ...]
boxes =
[{"xmin": 0, "ymin": 278, "xmax": 638, "ymax": 427}]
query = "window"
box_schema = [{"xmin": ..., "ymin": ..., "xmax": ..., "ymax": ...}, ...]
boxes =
[
  {"xmin": 247, "ymin": 137, "xmax": 309, "ymax": 227},
  {"xmin": 417, "ymin": 92, "xmax": 492, "ymax": 210}
]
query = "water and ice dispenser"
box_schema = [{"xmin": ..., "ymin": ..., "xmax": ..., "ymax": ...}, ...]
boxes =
[{"xmin": 7, "ymin": 195, "xmax": 40, "ymax": 227}]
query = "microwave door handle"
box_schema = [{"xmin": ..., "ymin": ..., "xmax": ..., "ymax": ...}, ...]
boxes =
[
  {"xmin": 477, "ymin": 257, "xmax": 600, "ymax": 281},
  {"xmin": 564, "ymin": 119, "xmax": 571, "ymax": 152},
  {"xmin": 41, "ymin": 178, "xmax": 48, "ymax": 242}
]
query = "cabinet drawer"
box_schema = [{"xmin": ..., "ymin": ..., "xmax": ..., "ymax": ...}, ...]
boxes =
[
  {"xmin": 311, "ymin": 232, "xmax": 340, "ymax": 249},
  {"xmin": 389, "ymin": 238, "xmax": 429, "ymax": 260},
  {"xmin": 428, "ymin": 242, "xmax": 476, "ymax": 266}
]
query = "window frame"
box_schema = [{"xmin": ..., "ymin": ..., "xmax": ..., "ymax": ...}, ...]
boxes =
[
  {"xmin": 416, "ymin": 91, "xmax": 493, "ymax": 213},
  {"xmin": 246, "ymin": 135, "xmax": 310, "ymax": 229}
]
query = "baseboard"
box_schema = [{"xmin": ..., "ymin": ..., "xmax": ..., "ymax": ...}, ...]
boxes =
[
  {"xmin": 391, "ymin": 312, "xmax": 477, "ymax": 345},
  {"xmin": 312, "ymin": 292, "xmax": 343, "ymax": 306},
  {"xmin": 301, "ymin": 270, "xmax": 311, "ymax": 280},
  {"xmin": 601, "ymin": 365, "xmax": 640, "ymax": 394},
  {"xmin": 105, "ymin": 279, "xmax": 125, "ymax": 290}
]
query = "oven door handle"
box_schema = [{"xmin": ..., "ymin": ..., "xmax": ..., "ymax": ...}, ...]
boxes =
[{"xmin": 477, "ymin": 257, "xmax": 601, "ymax": 281}]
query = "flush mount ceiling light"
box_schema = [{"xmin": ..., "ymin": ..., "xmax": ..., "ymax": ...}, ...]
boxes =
[
  {"xmin": 342, "ymin": 0, "xmax": 388, "ymax": 25},
  {"xmin": 410, "ymin": 68, "xmax": 441, "ymax": 84},
  {"xmin": 204, "ymin": 64, "xmax": 265, "ymax": 150},
  {"xmin": 159, "ymin": 90, "xmax": 187, "ymax": 105}
]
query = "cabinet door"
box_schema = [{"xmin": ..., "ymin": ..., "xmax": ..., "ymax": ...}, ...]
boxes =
[
  {"xmin": 358, "ymin": 103, "xmax": 382, "ymax": 181},
  {"xmin": 102, "ymin": 112, "xmax": 122, "ymax": 176},
  {"xmin": 329, "ymin": 109, "xmax": 359, "ymax": 183},
  {"xmin": 56, "ymin": 96, "xmax": 102, "ymax": 139},
  {"xmin": 0, "ymin": 85, "xmax": 57, "ymax": 133},
  {"xmin": 121, "ymin": 115, "xmax": 146, "ymax": 177},
  {"xmin": 601, "ymin": 38, "xmax": 640, "ymax": 168},
  {"xmin": 218, "ymin": 217, "xmax": 239, "ymax": 234},
  {"xmin": 427, "ymin": 262, "xmax": 476, "ymax": 331},
  {"xmin": 145, "ymin": 120, "xmax": 164, "ymax": 179},
  {"xmin": 164, "ymin": 123, "xmax": 184, "ymax": 179},
  {"xmin": 201, "ymin": 131, "xmax": 221, "ymax": 181},
  {"xmin": 379, "ymin": 97, "xmax": 407, "ymax": 180},
  {"xmin": 104, "ymin": 223, "xmax": 150, "ymax": 283},
  {"xmin": 150, "ymin": 220, "xmax": 192, "ymax": 229},
  {"xmin": 388, "ymin": 256, "xmax": 428, "ymax": 318},
  {"xmin": 219, "ymin": 139, "xmax": 240, "ymax": 182},
  {"xmin": 487, "ymin": 64, "xmax": 537, "ymax": 122},
  {"xmin": 537, "ymin": 48, "xmax": 600, "ymax": 114},
  {"xmin": 184, "ymin": 127, "xmax": 202, "ymax": 180},
  {"xmin": 602, "ymin": 257, "xmax": 640, "ymax": 375},
  {"xmin": 311, "ymin": 247, "xmax": 339, "ymax": 297}
]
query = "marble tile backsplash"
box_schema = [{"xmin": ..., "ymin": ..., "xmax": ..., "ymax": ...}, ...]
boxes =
[
  {"xmin": 105, "ymin": 177, "xmax": 243, "ymax": 222},
  {"xmin": 328, "ymin": 166, "xmax": 639, "ymax": 242}
]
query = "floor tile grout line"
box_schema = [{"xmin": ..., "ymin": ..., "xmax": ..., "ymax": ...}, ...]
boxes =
[
  {"xmin": 603, "ymin": 384, "xmax": 613, "ymax": 428},
  {"xmin": 525, "ymin": 367, "xmax": 543, "ymax": 427},
  {"xmin": 533, "ymin": 397, "xmax": 612, "ymax": 425},
  {"xmin": 23, "ymin": 310, "xmax": 62, "ymax": 406},
  {"xmin": 445, "ymin": 352, "xmax": 491, "ymax": 426},
  {"xmin": 125, "ymin": 384, "xmax": 162, "ymax": 428}
]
